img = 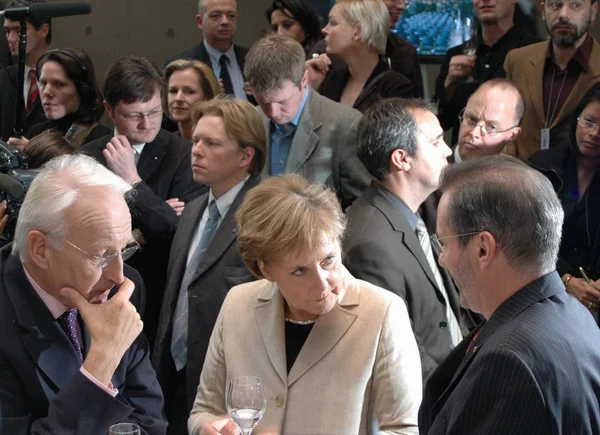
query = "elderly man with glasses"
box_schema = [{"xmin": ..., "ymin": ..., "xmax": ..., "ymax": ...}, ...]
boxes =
[
  {"xmin": 80, "ymin": 55, "xmax": 204, "ymax": 348},
  {"xmin": 344, "ymin": 98, "xmax": 477, "ymax": 383},
  {"xmin": 0, "ymin": 154, "xmax": 167, "ymax": 434}
]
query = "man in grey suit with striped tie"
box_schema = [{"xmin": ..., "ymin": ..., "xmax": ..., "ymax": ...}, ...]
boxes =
[
  {"xmin": 419, "ymin": 156, "xmax": 600, "ymax": 434},
  {"xmin": 152, "ymin": 96, "xmax": 265, "ymax": 435}
]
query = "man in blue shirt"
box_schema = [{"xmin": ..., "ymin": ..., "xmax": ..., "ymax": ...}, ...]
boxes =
[{"xmin": 244, "ymin": 35, "xmax": 370, "ymax": 209}]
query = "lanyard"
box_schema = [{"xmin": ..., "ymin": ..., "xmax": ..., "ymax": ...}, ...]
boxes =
[{"xmin": 545, "ymin": 64, "xmax": 569, "ymax": 128}]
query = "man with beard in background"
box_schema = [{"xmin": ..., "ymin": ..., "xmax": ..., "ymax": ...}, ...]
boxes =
[{"xmin": 505, "ymin": 0, "xmax": 600, "ymax": 160}]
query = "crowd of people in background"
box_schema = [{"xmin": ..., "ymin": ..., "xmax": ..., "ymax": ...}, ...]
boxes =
[{"xmin": 1, "ymin": 0, "xmax": 600, "ymax": 434}]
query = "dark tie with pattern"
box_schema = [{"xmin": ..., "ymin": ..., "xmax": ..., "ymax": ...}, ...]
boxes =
[
  {"xmin": 57, "ymin": 308, "xmax": 83, "ymax": 362},
  {"xmin": 219, "ymin": 54, "xmax": 234, "ymax": 96},
  {"xmin": 26, "ymin": 69, "xmax": 38, "ymax": 113}
]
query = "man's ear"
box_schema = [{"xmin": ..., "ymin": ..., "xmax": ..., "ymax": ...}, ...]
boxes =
[
  {"xmin": 390, "ymin": 148, "xmax": 411, "ymax": 173},
  {"xmin": 476, "ymin": 231, "xmax": 498, "ymax": 270},
  {"xmin": 104, "ymin": 101, "xmax": 115, "ymax": 121},
  {"xmin": 196, "ymin": 13, "xmax": 204, "ymax": 30},
  {"xmin": 240, "ymin": 146, "xmax": 256, "ymax": 169},
  {"xmin": 28, "ymin": 230, "xmax": 51, "ymax": 270},
  {"xmin": 510, "ymin": 126, "xmax": 522, "ymax": 141}
]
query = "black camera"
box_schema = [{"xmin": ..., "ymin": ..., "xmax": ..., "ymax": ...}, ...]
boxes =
[{"xmin": 0, "ymin": 141, "xmax": 41, "ymax": 241}]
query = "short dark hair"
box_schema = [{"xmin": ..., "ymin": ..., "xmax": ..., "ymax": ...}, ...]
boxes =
[
  {"xmin": 36, "ymin": 48, "xmax": 104, "ymax": 124},
  {"xmin": 265, "ymin": 0, "xmax": 322, "ymax": 53},
  {"xmin": 103, "ymin": 56, "xmax": 164, "ymax": 107},
  {"xmin": 6, "ymin": 0, "xmax": 52, "ymax": 44},
  {"xmin": 357, "ymin": 97, "xmax": 437, "ymax": 180},
  {"xmin": 439, "ymin": 156, "xmax": 563, "ymax": 275}
]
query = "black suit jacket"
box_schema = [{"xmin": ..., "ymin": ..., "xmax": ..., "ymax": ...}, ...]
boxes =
[
  {"xmin": 79, "ymin": 129, "xmax": 205, "ymax": 346},
  {"xmin": 344, "ymin": 182, "xmax": 469, "ymax": 382},
  {"xmin": 0, "ymin": 64, "xmax": 46, "ymax": 141},
  {"xmin": 0, "ymin": 246, "xmax": 167, "ymax": 435},
  {"xmin": 419, "ymin": 272, "xmax": 600, "ymax": 434},
  {"xmin": 153, "ymin": 176, "xmax": 259, "ymax": 421}
]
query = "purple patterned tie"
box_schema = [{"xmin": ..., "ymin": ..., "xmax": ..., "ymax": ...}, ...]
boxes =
[{"xmin": 57, "ymin": 309, "xmax": 83, "ymax": 362}]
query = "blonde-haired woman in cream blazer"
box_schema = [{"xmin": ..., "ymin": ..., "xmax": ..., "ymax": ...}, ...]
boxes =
[{"xmin": 188, "ymin": 174, "xmax": 422, "ymax": 435}]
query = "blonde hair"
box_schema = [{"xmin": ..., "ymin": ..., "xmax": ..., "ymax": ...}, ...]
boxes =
[
  {"xmin": 191, "ymin": 95, "xmax": 266, "ymax": 175},
  {"xmin": 163, "ymin": 59, "xmax": 220, "ymax": 115},
  {"xmin": 235, "ymin": 174, "xmax": 346, "ymax": 278},
  {"xmin": 335, "ymin": 0, "xmax": 390, "ymax": 53}
]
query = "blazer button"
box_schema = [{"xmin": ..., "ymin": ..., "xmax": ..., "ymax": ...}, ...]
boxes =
[
  {"xmin": 275, "ymin": 396, "xmax": 285, "ymax": 408},
  {"xmin": 439, "ymin": 321, "xmax": 447, "ymax": 328}
]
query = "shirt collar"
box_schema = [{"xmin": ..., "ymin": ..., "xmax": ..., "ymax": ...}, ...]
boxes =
[
  {"xmin": 208, "ymin": 175, "xmax": 250, "ymax": 219},
  {"xmin": 546, "ymin": 33, "xmax": 593, "ymax": 71},
  {"xmin": 113, "ymin": 128, "xmax": 145, "ymax": 154},
  {"xmin": 22, "ymin": 263, "xmax": 69, "ymax": 319},
  {"xmin": 271, "ymin": 86, "xmax": 310, "ymax": 133},
  {"xmin": 204, "ymin": 39, "xmax": 235, "ymax": 64},
  {"xmin": 374, "ymin": 182, "xmax": 419, "ymax": 231},
  {"xmin": 454, "ymin": 145, "xmax": 463, "ymax": 163}
]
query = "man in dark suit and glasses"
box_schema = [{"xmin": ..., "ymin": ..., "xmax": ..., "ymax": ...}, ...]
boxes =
[
  {"xmin": 419, "ymin": 156, "xmax": 600, "ymax": 434},
  {"xmin": 0, "ymin": 154, "xmax": 166, "ymax": 434},
  {"xmin": 79, "ymin": 56, "xmax": 204, "ymax": 347},
  {"xmin": 344, "ymin": 98, "xmax": 472, "ymax": 382},
  {"xmin": 153, "ymin": 96, "xmax": 264, "ymax": 435}
]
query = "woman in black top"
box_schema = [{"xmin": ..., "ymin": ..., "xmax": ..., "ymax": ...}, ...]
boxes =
[
  {"xmin": 306, "ymin": 0, "xmax": 414, "ymax": 113},
  {"xmin": 529, "ymin": 84, "xmax": 600, "ymax": 314},
  {"xmin": 266, "ymin": 0, "xmax": 322, "ymax": 56},
  {"xmin": 8, "ymin": 48, "xmax": 109, "ymax": 150}
]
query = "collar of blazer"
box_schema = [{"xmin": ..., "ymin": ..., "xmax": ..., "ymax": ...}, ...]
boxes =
[
  {"xmin": 254, "ymin": 265, "xmax": 359, "ymax": 386},
  {"xmin": 526, "ymin": 38, "xmax": 600, "ymax": 128}
]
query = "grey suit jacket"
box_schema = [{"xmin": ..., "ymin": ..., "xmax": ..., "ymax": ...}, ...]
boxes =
[
  {"xmin": 153, "ymin": 176, "xmax": 259, "ymax": 413},
  {"xmin": 260, "ymin": 90, "xmax": 370, "ymax": 209},
  {"xmin": 188, "ymin": 267, "xmax": 422, "ymax": 435},
  {"xmin": 344, "ymin": 182, "xmax": 468, "ymax": 382}
]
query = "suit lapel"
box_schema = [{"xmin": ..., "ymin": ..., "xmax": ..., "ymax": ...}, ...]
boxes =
[
  {"xmin": 4, "ymin": 255, "xmax": 83, "ymax": 394},
  {"xmin": 285, "ymin": 91, "xmax": 321, "ymax": 174},
  {"xmin": 525, "ymin": 43, "xmax": 548, "ymax": 128},
  {"xmin": 254, "ymin": 283, "xmax": 288, "ymax": 384},
  {"xmin": 137, "ymin": 130, "xmax": 169, "ymax": 182},
  {"xmin": 287, "ymin": 268, "xmax": 359, "ymax": 386}
]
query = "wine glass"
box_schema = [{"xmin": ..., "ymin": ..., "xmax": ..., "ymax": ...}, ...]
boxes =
[
  {"xmin": 226, "ymin": 376, "xmax": 266, "ymax": 435},
  {"xmin": 109, "ymin": 423, "xmax": 140, "ymax": 435}
]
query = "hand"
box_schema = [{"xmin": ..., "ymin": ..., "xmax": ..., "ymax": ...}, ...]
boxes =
[
  {"xmin": 244, "ymin": 81, "xmax": 254, "ymax": 97},
  {"xmin": 218, "ymin": 78, "xmax": 226, "ymax": 95},
  {"xmin": 61, "ymin": 278, "xmax": 143, "ymax": 386},
  {"xmin": 0, "ymin": 200, "xmax": 7, "ymax": 238},
  {"xmin": 444, "ymin": 54, "xmax": 477, "ymax": 89},
  {"xmin": 202, "ymin": 417, "xmax": 239, "ymax": 435},
  {"xmin": 565, "ymin": 276, "xmax": 600, "ymax": 311},
  {"xmin": 7, "ymin": 136, "xmax": 29, "ymax": 152},
  {"xmin": 166, "ymin": 198, "xmax": 185, "ymax": 216},
  {"xmin": 103, "ymin": 135, "xmax": 141, "ymax": 184},
  {"xmin": 305, "ymin": 53, "xmax": 330, "ymax": 89}
]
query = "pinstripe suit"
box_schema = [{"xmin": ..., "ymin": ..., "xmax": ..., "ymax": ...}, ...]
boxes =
[{"xmin": 419, "ymin": 271, "xmax": 600, "ymax": 435}]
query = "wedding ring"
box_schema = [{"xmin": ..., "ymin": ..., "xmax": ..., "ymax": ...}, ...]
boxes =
[
  {"xmin": 456, "ymin": 65, "xmax": 463, "ymax": 71},
  {"xmin": 588, "ymin": 301, "xmax": 593, "ymax": 309}
]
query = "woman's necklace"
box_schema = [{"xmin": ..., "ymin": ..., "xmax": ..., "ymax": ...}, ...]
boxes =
[{"xmin": 284, "ymin": 317, "xmax": 316, "ymax": 325}]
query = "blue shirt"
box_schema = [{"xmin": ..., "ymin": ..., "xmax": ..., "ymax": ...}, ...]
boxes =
[
  {"xmin": 203, "ymin": 40, "xmax": 247, "ymax": 101},
  {"xmin": 269, "ymin": 86, "xmax": 310, "ymax": 176}
]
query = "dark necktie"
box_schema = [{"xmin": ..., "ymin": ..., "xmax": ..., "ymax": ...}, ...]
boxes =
[
  {"xmin": 27, "ymin": 69, "xmax": 38, "ymax": 113},
  {"xmin": 57, "ymin": 308, "xmax": 83, "ymax": 362},
  {"xmin": 171, "ymin": 200, "xmax": 221, "ymax": 370},
  {"xmin": 219, "ymin": 54, "xmax": 234, "ymax": 96}
]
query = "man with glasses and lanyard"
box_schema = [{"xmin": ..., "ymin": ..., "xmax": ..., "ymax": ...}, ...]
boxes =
[
  {"xmin": 344, "ymin": 98, "xmax": 475, "ymax": 383},
  {"xmin": 505, "ymin": 0, "xmax": 600, "ymax": 161},
  {"xmin": 80, "ymin": 56, "xmax": 204, "ymax": 348},
  {"xmin": 0, "ymin": 154, "xmax": 167, "ymax": 434}
]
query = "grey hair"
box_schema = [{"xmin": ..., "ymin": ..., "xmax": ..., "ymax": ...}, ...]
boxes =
[
  {"xmin": 244, "ymin": 35, "xmax": 306, "ymax": 95},
  {"xmin": 13, "ymin": 154, "xmax": 133, "ymax": 262},
  {"xmin": 475, "ymin": 78, "xmax": 526, "ymax": 125},
  {"xmin": 335, "ymin": 0, "xmax": 390, "ymax": 53},
  {"xmin": 357, "ymin": 98, "xmax": 437, "ymax": 180},
  {"xmin": 440, "ymin": 156, "xmax": 563, "ymax": 275}
]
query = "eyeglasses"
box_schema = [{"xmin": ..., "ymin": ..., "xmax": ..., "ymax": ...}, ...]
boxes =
[
  {"xmin": 577, "ymin": 117, "xmax": 600, "ymax": 132},
  {"xmin": 430, "ymin": 231, "xmax": 483, "ymax": 255},
  {"xmin": 64, "ymin": 239, "xmax": 141, "ymax": 269},
  {"xmin": 114, "ymin": 107, "xmax": 163, "ymax": 122},
  {"xmin": 207, "ymin": 10, "xmax": 238, "ymax": 21},
  {"xmin": 458, "ymin": 109, "xmax": 519, "ymax": 137},
  {"xmin": 545, "ymin": 1, "xmax": 585, "ymax": 12}
]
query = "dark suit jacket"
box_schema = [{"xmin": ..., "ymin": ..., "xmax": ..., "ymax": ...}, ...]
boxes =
[
  {"xmin": 318, "ymin": 56, "xmax": 415, "ymax": 113},
  {"xmin": 0, "ymin": 247, "xmax": 167, "ymax": 435},
  {"xmin": 0, "ymin": 64, "xmax": 46, "ymax": 141},
  {"xmin": 79, "ymin": 129, "xmax": 205, "ymax": 346},
  {"xmin": 153, "ymin": 176, "xmax": 259, "ymax": 418},
  {"xmin": 344, "ymin": 182, "xmax": 469, "ymax": 382},
  {"xmin": 259, "ymin": 90, "xmax": 369, "ymax": 210},
  {"xmin": 419, "ymin": 271, "xmax": 600, "ymax": 434}
]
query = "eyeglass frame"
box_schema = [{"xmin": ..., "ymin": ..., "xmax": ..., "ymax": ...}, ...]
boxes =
[
  {"xmin": 64, "ymin": 238, "xmax": 141, "ymax": 269},
  {"xmin": 113, "ymin": 106, "xmax": 163, "ymax": 123},
  {"xmin": 430, "ymin": 231, "xmax": 484, "ymax": 255},
  {"xmin": 544, "ymin": 1, "xmax": 586, "ymax": 13},
  {"xmin": 577, "ymin": 116, "xmax": 600, "ymax": 132},
  {"xmin": 458, "ymin": 108, "xmax": 519, "ymax": 137}
]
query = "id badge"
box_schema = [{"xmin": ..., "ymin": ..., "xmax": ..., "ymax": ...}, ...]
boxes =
[{"xmin": 541, "ymin": 128, "xmax": 550, "ymax": 150}]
